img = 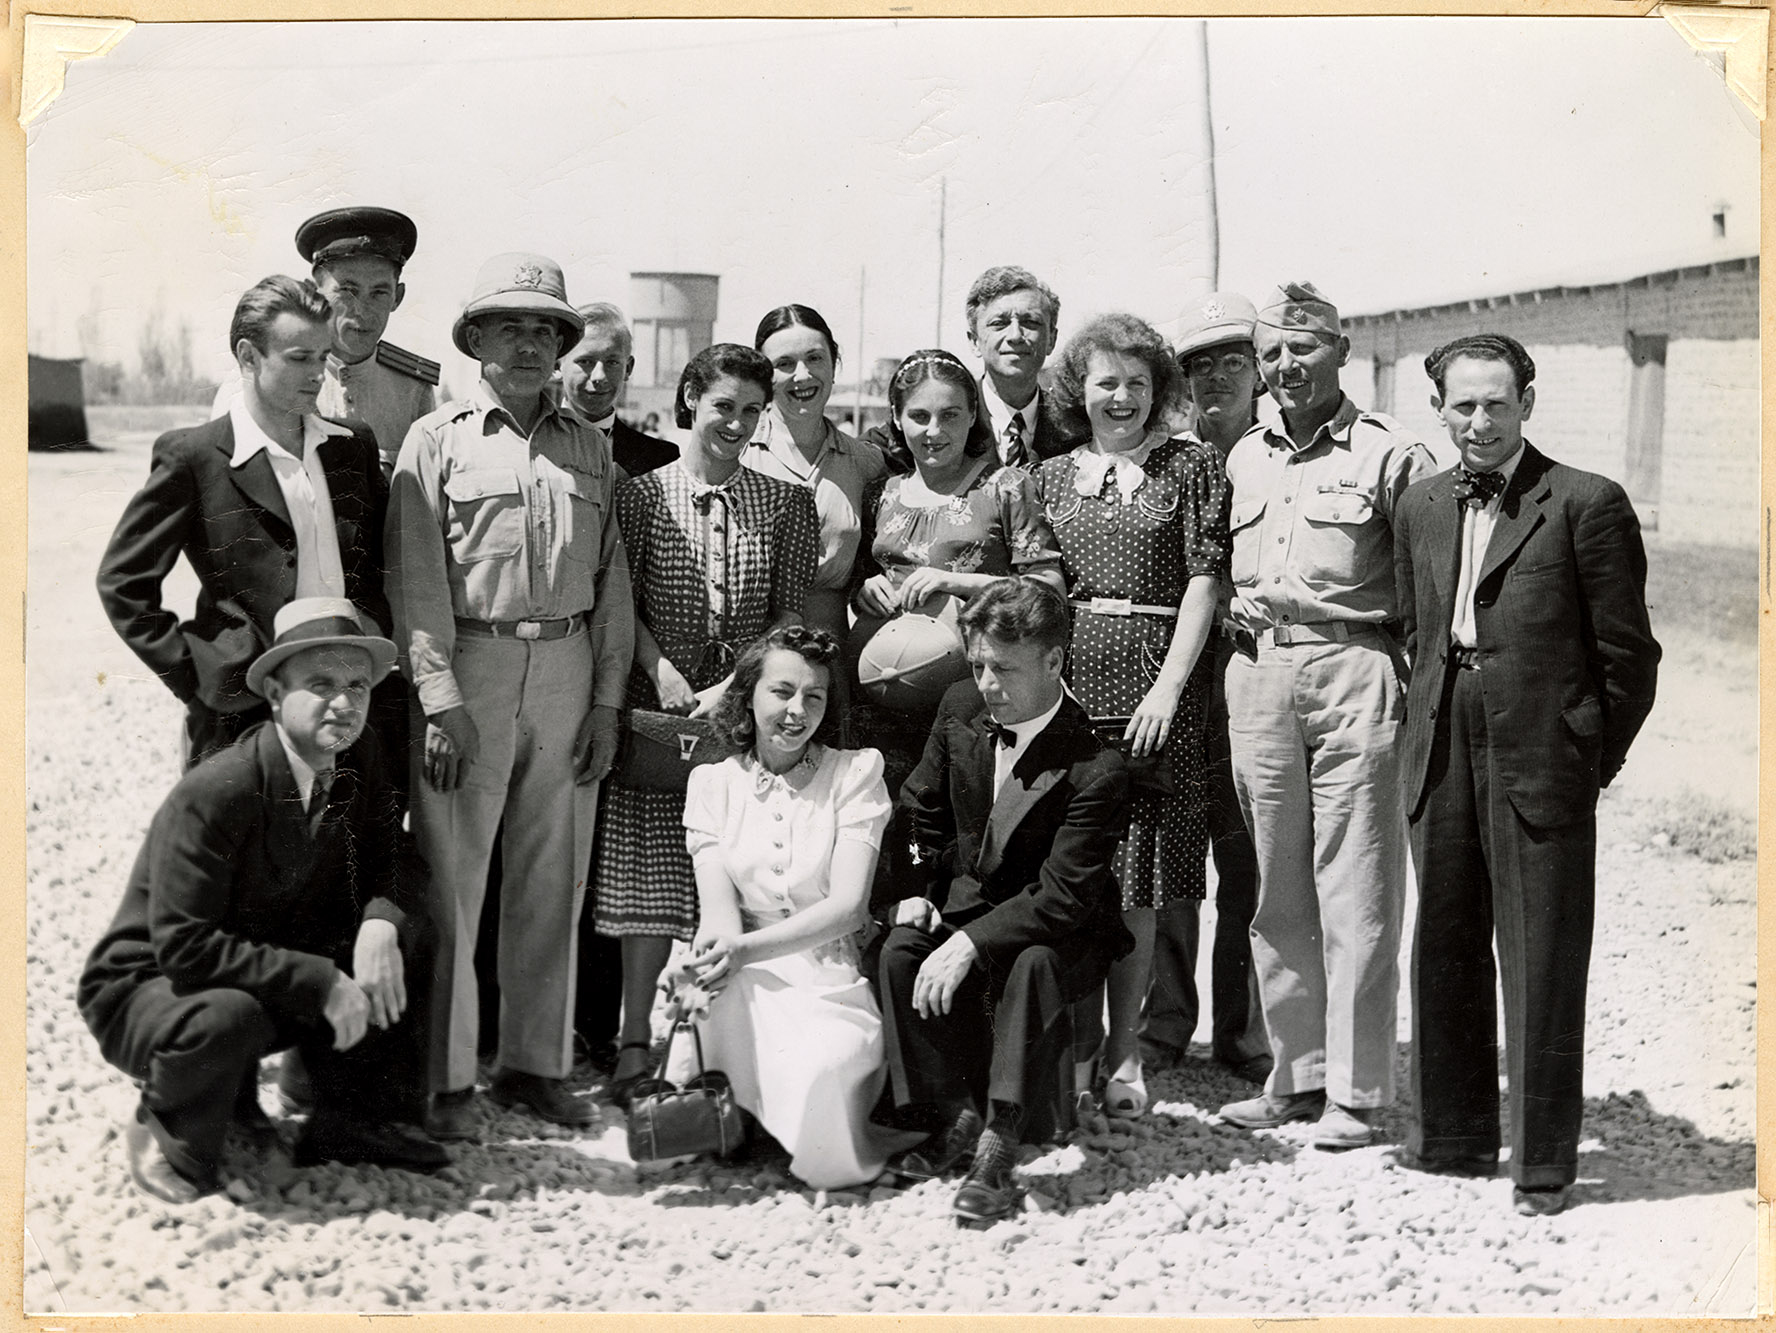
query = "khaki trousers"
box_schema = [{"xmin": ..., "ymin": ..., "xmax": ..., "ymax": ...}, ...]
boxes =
[
  {"xmin": 411, "ymin": 631, "xmax": 597, "ymax": 1092},
  {"xmin": 1224, "ymin": 634, "xmax": 1407, "ymax": 1108}
]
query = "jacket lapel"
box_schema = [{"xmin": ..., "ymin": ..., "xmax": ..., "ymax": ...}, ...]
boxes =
[
  {"xmin": 1422, "ymin": 469, "xmax": 1463, "ymax": 608},
  {"xmin": 257, "ymin": 724, "xmax": 312, "ymax": 872},
  {"xmin": 222, "ymin": 423, "xmax": 295, "ymax": 535},
  {"xmin": 1476, "ymin": 444, "xmax": 1552, "ymax": 587},
  {"xmin": 975, "ymin": 700, "xmax": 1075, "ymax": 878}
]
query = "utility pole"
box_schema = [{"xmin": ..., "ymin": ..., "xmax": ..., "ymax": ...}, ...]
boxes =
[
  {"xmin": 855, "ymin": 266, "xmax": 866, "ymax": 430},
  {"xmin": 934, "ymin": 177, "xmax": 947, "ymax": 345},
  {"xmin": 1198, "ymin": 21, "xmax": 1221, "ymax": 289}
]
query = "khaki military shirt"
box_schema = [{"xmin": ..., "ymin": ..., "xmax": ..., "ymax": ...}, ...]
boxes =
[
  {"xmin": 1224, "ymin": 395, "xmax": 1442, "ymax": 633},
  {"xmin": 386, "ymin": 381, "xmax": 634, "ymax": 716}
]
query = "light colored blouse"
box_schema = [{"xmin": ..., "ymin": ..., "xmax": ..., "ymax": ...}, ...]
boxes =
[{"xmin": 685, "ymin": 746, "xmax": 892, "ymax": 933}]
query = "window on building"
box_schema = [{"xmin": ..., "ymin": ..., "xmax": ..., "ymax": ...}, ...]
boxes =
[
  {"xmin": 1372, "ymin": 358, "xmax": 1396, "ymax": 416},
  {"xmin": 1624, "ymin": 331, "xmax": 1667, "ymax": 530}
]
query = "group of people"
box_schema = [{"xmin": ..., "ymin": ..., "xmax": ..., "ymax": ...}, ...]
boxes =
[{"xmin": 76, "ymin": 202, "xmax": 1660, "ymax": 1230}]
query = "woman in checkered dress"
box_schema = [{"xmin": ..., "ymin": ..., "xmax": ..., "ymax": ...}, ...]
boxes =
[{"xmin": 594, "ymin": 344, "xmax": 818, "ymax": 1099}]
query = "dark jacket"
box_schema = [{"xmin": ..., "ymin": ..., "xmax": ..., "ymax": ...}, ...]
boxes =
[
  {"xmin": 611, "ymin": 418, "xmax": 678, "ymax": 478},
  {"xmin": 95, "ymin": 415, "xmax": 390, "ymax": 716},
  {"xmin": 1394, "ymin": 441, "xmax": 1660, "ymax": 828},
  {"xmin": 77, "ymin": 722, "xmax": 427, "ymax": 1037},
  {"xmin": 900, "ymin": 683, "xmax": 1133, "ymax": 991}
]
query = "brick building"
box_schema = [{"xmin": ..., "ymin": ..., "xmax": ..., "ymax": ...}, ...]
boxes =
[{"xmin": 1341, "ymin": 254, "xmax": 1759, "ymax": 548}]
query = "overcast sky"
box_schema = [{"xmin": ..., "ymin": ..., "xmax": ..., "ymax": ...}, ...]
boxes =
[{"xmin": 26, "ymin": 16, "xmax": 1759, "ymax": 389}]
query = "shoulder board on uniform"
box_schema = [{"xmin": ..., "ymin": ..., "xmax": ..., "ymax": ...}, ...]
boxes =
[{"xmin": 376, "ymin": 340, "xmax": 442, "ymax": 386}]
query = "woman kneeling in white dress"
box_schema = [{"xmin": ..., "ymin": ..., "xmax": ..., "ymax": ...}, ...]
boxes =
[{"xmin": 666, "ymin": 624, "xmax": 915, "ymax": 1189}]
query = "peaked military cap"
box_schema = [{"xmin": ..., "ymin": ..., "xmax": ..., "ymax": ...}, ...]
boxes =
[{"xmin": 296, "ymin": 207, "xmax": 419, "ymax": 268}]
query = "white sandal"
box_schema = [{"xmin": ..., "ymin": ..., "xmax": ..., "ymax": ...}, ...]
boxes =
[{"xmin": 1105, "ymin": 1063, "xmax": 1147, "ymax": 1118}]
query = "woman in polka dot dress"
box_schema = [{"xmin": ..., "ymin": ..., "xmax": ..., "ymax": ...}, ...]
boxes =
[{"xmin": 1034, "ymin": 313, "xmax": 1230, "ymax": 1118}]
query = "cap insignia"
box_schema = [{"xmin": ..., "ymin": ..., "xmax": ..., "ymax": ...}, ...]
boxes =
[{"xmin": 513, "ymin": 262, "xmax": 544, "ymax": 289}]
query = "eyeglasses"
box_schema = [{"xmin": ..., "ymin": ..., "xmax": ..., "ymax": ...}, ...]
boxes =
[{"xmin": 1182, "ymin": 351, "xmax": 1252, "ymax": 377}]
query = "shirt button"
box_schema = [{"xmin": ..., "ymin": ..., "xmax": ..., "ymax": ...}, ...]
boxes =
[
  {"xmin": 1272, "ymin": 576, "xmax": 1281, "ymax": 585},
  {"xmin": 773, "ymin": 866, "xmax": 785, "ymax": 876},
  {"xmin": 1277, "ymin": 537, "xmax": 1284, "ymax": 544},
  {"xmin": 773, "ymin": 812, "xmax": 784, "ymax": 821},
  {"xmin": 1283, "ymin": 495, "xmax": 1292, "ymax": 504}
]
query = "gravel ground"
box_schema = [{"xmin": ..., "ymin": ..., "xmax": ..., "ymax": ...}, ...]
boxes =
[{"xmin": 22, "ymin": 423, "xmax": 1758, "ymax": 1316}]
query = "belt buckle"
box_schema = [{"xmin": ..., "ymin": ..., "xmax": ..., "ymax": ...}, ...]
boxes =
[
  {"xmin": 515, "ymin": 621, "xmax": 542, "ymax": 641},
  {"xmin": 1090, "ymin": 597, "xmax": 1133, "ymax": 616}
]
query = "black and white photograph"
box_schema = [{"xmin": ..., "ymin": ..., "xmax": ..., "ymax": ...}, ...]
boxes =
[{"xmin": 21, "ymin": 13, "xmax": 1760, "ymax": 1316}]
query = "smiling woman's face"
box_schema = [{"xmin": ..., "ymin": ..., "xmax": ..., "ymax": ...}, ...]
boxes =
[
  {"xmin": 1084, "ymin": 349, "xmax": 1155, "ymax": 450},
  {"xmin": 750, "ymin": 647, "xmax": 829, "ymax": 767},
  {"xmin": 686, "ymin": 374, "xmax": 769, "ymax": 464},
  {"xmin": 761, "ymin": 324, "xmax": 835, "ymax": 423}
]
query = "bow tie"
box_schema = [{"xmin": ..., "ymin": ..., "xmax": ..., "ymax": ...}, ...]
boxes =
[
  {"xmin": 1452, "ymin": 467, "xmax": 1507, "ymax": 509},
  {"xmin": 984, "ymin": 718, "xmax": 1018, "ymax": 748}
]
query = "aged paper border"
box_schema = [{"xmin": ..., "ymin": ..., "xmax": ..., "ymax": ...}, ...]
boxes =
[{"xmin": 4, "ymin": 1, "xmax": 1769, "ymax": 1329}]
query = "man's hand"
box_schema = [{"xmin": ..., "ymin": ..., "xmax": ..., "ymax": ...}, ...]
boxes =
[
  {"xmin": 892, "ymin": 897, "xmax": 944, "ymax": 934},
  {"xmin": 322, "ymin": 969, "xmax": 372, "ymax": 1051},
  {"xmin": 574, "ymin": 704, "xmax": 621, "ymax": 784},
  {"xmin": 424, "ymin": 706, "xmax": 480, "ymax": 792},
  {"xmin": 351, "ymin": 918, "xmax": 406, "ymax": 1029},
  {"xmin": 912, "ymin": 930, "xmax": 978, "ymax": 1019}
]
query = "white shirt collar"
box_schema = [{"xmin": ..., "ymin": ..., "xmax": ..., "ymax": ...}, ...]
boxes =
[
  {"xmin": 1476, "ymin": 443, "xmax": 1526, "ymax": 487},
  {"xmin": 997, "ymin": 691, "xmax": 1065, "ymax": 747},
  {"xmin": 228, "ymin": 402, "xmax": 353, "ymax": 469},
  {"xmin": 979, "ymin": 375, "xmax": 1039, "ymax": 438},
  {"xmin": 273, "ymin": 723, "xmax": 329, "ymax": 807},
  {"xmin": 590, "ymin": 411, "xmax": 617, "ymax": 434}
]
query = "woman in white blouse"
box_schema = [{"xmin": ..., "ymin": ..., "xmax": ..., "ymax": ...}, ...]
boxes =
[{"xmin": 666, "ymin": 625, "xmax": 915, "ymax": 1189}]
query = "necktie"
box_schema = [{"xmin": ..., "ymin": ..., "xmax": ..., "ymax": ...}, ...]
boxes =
[
  {"xmin": 1452, "ymin": 467, "xmax": 1506, "ymax": 509},
  {"xmin": 306, "ymin": 768, "xmax": 335, "ymax": 837},
  {"xmin": 1003, "ymin": 414, "xmax": 1029, "ymax": 469},
  {"xmin": 985, "ymin": 718, "xmax": 1017, "ymax": 748}
]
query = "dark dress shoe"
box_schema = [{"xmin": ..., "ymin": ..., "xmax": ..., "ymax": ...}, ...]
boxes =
[
  {"xmin": 887, "ymin": 1106, "xmax": 983, "ymax": 1183},
  {"xmin": 490, "ymin": 1070, "xmax": 597, "ymax": 1127},
  {"xmin": 426, "ymin": 1088, "xmax": 480, "ymax": 1142},
  {"xmin": 233, "ymin": 1073, "xmax": 277, "ymax": 1141},
  {"xmin": 126, "ymin": 1116, "xmax": 211, "ymax": 1204},
  {"xmin": 275, "ymin": 1049, "xmax": 315, "ymax": 1116},
  {"xmin": 294, "ymin": 1112, "xmax": 449, "ymax": 1170},
  {"xmin": 952, "ymin": 1154, "xmax": 1021, "ymax": 1225},
  {"xmin": 1399, "ymin": 1149, "xmax": 1498, "ymax": 1178},
  {"xmin": 1513, "ymin": 1185, "xmax": 1572, "ymax": 1217}
]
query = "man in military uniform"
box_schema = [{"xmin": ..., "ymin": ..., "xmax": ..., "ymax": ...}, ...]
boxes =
[
  {"xmin": 1214, "ymin": 282, "xmax": 1445, "ymax": 1150},
  {"xmin": 387, "ymin": 253, "xmax": 633, "ymax": 1139},
  {"xmin": 214, "ymin": 206, "xmax": 438, "ymax": 481}
]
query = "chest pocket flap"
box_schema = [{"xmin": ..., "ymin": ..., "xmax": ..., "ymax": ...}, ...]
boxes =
[
  {"xmin": 1229, "ymin": 498, "xmax": 1268, "ymax": 533},
  {"xmin": 442, "ymin": 467, "xmax": 525, "ymax": 561},
  {"xmin": 1300, "ymin": 488, "xmax": 1376, "ymax": 527}
]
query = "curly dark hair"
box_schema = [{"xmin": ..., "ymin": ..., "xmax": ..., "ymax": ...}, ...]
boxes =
[
  {"xmin": 1425, "ymin": 333, "xmax": 1537, "ymax": 398},
  {"xmin": 1047, "ymin": 313, "xmax": 1188, "ymax": 442},
  {"xmin": 709, "ymin": 624, "xmax": 843, "ymax": 751},
  {"xmin": 885, "ymin": 349, "xmax": 997, "ymax": 461},
  {"xmin": 674, "ymin": 343, "xmax": 774, "ymax": 429}
]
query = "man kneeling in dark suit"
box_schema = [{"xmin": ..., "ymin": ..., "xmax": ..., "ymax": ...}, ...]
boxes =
[
  {"xmin": 78, "ymin": 598, "xmax": 446, "ymax": 1204},
  {"xmin": 874, "ymin": 578, "xmax": 1132, "ymax": 1225}
]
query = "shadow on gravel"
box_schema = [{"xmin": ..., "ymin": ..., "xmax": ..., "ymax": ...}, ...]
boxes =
[{"xmin": 1573, "ymin": 1089, "xmax": 1755, "ymax": 1203}]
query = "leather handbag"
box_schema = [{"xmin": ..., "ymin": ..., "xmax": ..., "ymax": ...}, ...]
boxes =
[
  {"xmin": 1088, "ymin": 715, "xmax": 1178, "ymax": 797},
  {"xmin": 625, "ymin": 1021, "xmax": 748, "ymax": 1162},
  {"xmin": 613, "ymin": 710, "xmax": 739, "ymax": 793}
]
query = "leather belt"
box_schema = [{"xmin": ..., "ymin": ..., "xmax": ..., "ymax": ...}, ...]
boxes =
[
  {"xmin": 456, "ymin": 613, "xmax": 586, "ymax": 642},
  {"xmin": 1450, "ymin": 643, "xmax": 1482, "ymax": 670},
  {"xmin": 1255, "ymin": 621, "xmax": 1376, "ymax": 651},
  {"xmin": 1072, "ymin": 597, "xmax": 1179, "ymax": 618}
]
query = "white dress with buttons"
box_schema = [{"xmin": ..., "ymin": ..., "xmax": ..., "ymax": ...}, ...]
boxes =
[{"xmin": 672, "ymin": 746, "xmax": 908, "ymax": 1189}]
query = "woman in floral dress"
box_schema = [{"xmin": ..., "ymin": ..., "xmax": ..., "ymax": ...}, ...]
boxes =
[{"xmin": 1034, "ymin": 314, "xmax": 1230, "ymax": 1118}]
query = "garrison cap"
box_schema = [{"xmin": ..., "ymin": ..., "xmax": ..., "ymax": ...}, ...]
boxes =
[
  {"xmin": 1256, "ymin": 281, "xmax": 1342, "ymax": 338},
  {"xmin": 296, "ymin": 207, "xmax": 418, "ymax": 269},
  {"xmin": 452, "ymin": 252, "xmax": 584, "ymax": 357},
  {"xmin": 1174, "ymin": 291, "xmax": 1259, "ymax": 361}
]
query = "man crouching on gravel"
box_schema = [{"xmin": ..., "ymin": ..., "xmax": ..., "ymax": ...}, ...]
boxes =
[{"xmin": 77, "ymin": 598, "xmax": 446, "ymax": 1203}]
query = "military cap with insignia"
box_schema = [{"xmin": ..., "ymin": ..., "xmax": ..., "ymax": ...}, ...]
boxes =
[
  {"xmin": 1175, "ymin": 290, "xmax": 1259, "ymax": 362},
  {"xmin": 1256, "ymin": 281, "xmax": 1342, "ymax": 338},
  {"xmin": 296, "ymin": 206, "xmax": 419, "ymax": 270},
  {"xmin": 451, "ymin": 252, "xmax": 585, "ymax": 357}
]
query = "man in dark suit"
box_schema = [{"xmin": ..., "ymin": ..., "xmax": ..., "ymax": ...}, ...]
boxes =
[
  {"xmin": 78, "ymin": 599, "xmax": 445, "ymax": 1203},
  {"xmin": 874, "ymin": 578, "xmax": 1132, "ymax": 1225},
  {"xmin": 557, "ymin": 301, "xmax": 678, "ymax": 477},
  {"xmin": 1394, "ymin": 333, "xmax": 1660, "ymax": 1217},
  {"xmin": 98, "ymin": 275, "xmax": 391, "ymax": 769},
  {"xmin": 964, "ymin": 265, "xmax": 1081, "ymax": 467}
]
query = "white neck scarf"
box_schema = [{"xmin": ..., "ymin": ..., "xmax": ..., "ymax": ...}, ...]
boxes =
[{"xmin": 1071, "ymin": 433, "xmax": 1161, "ymax": 506}]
